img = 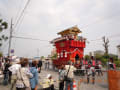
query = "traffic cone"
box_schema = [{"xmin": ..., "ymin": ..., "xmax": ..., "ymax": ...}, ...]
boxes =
[
  {"xmin": 68, "ymin": 85, "xmax": 70, "ymax": 90},
  {"xmin": 67, "ymin": 81, "xmax": 77, "ymax": 90},
  {"xmin": 73, "ymin": 80, "xmax": 77, "ymax": 90}
]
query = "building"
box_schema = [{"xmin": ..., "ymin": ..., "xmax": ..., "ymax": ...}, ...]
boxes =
[
  {"xmin": 117, "ymin": 45, "xmax": 120, "ymax": 59},
  {"xmin": 94, "ymin": 50, "xmax": 104, "ymax": 56},
  {"xmin": 51, "ymin": 26, "xmax": 86, "ymax": 66},
  {"xmin": 51, "ymin": 48, "xmax": 57, "ymax": 56}
]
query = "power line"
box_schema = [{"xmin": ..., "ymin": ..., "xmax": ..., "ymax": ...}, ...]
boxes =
[
  {"xmin": 14, "ymin": 0, "xmax": 31, "ymax": 29},
  {"xmin": 12, "ymin": 12, "xmax": 26, "ymax": 48},
  {"xmin": 12, "ymin": 36, "xmax": 50, "ymax": 42},
  {"xmin": 7, "ymin": 0, "xmax": 31, "ymax": 55},
  {"xmin": 88, "ymin": 33, "xmax": 120, "ymax": 42},
  {"xmin": 14, "ymin": 0, "xmax": 23, "ymax": 23},
  {"xmin": 14, "ymin": 11, "xmax": 26, "ymax": 34}
]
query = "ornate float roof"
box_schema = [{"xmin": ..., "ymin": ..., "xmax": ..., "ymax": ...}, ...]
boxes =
[{"xmin": 57, "ymin": 25, "xmax": 82, "ymax": 36}]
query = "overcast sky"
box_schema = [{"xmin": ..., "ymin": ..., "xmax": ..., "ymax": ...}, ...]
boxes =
[{"xmin": 0, "ymin": 0, "xmax": 120, "ymax": 57}]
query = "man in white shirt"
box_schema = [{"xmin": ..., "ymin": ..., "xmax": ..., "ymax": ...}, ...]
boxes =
[{"xmin": 65, "ymin": 61, "xmax": 76, "ymax": 90}]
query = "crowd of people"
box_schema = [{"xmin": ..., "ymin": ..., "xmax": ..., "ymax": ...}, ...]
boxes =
[
  {"xmin": 0, "ymin": 56, "xmax": 41, "ymax": 90},
  {"xmin": 58, "ymin": 56, "xmax": 116, "ymax": 90},
  {"xmin": 0, "ymin": 56, "xmax": 116, "ymax": 90}
]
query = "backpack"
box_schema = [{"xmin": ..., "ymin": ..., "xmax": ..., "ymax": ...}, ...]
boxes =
[{"xmin": 16, "ymin": 69, "xmax": 26, "ymax": 88}]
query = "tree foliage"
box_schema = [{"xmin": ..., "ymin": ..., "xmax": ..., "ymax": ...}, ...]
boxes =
[
  {"xmin": 84, "ymin": 55, "xmax": 90, "ymax": 60},
  {"xmin": 0, "ymin": 19, "xmax": 8, "ymax": 47},
  {"xmin": 0, "ymin": 52, "xmax": 3, "ymax": 57},
  {"xmin": 51, "ymin": 53, "xmax": 57, "ymax": 60},
  {"xmin": 85, "ymin": 54, "xmax": 120, "ymax": 67},
  {"xmin": 40, "ymin": 56, "xmax": 45, "ymax": 60}
]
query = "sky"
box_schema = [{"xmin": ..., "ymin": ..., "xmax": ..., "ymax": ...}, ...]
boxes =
[{"xmin": 0, "ymin": 0, "xmax": 120, "ymax": 58}]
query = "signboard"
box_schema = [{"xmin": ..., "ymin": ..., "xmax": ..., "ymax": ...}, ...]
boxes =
[
  {"xmin": 108, "ymin": 70, "xmax": 120, "ymax": 90},
  {"xmin": 60, "ymin": 42, "xmax": 65, "ymax": 47},
  {"xmin": 11, "ymin": 49, "xmax": 14, "ymax": 53}
]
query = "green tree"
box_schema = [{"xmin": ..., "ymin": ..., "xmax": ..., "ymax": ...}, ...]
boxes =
[
  {"xmin": 94, "ymin": 53, "xmax": 102, "ymax": 60},
  {"xmin": 51, "ymin": 53, "xmax": 57, "ymax": 60},
  {"xmin": 0, "ymin": 52, "xmax": 3, "ymax": 57},
  {"xmin": 0, "ymin": 19, "xmax": 8, "ymax": 47},
  {"xmin": 84, "ymin": 55, "xmax": 90, "ymax": 60},
  {"xmin": 114, "ymin": 60, "xmax": 120, "ymax": 67},
  {"xmin": 40, "ymin": 56, "xmax": 45, "ymax": 60}
]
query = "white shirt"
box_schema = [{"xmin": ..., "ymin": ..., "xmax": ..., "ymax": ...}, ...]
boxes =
[
  {"xmin": 8, "ymin": 64, "xmax": 21, "ymax": 75},
  {"xmin": 65, "ymin": 65, "xmax": 76, "ymax": 79}
]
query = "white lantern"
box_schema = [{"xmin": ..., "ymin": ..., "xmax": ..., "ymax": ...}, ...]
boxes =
[
  {"xmin": 65, "ymin": 52, "xmax": 67, "ymax": 58},
  {"xmin": 58, "ymin": 53, "xmax": 60, "ymax": 58}
]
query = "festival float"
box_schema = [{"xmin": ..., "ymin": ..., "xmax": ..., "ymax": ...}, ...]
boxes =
[{"xmin": 51, "ymin": 26, "xmax": 86, "ymax": 67}]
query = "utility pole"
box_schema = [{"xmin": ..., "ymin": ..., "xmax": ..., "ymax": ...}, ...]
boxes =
[{"xmin": 8, "ymin": 19, "xmax": 13, "ymax": 56}]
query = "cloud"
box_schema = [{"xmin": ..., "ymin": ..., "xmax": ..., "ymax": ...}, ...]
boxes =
[{"xmin": 0, "ymin": 0, "xmax": 120, "ymax": 57}]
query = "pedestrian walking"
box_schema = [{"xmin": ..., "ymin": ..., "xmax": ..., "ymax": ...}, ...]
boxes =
[{"xmin": 30, "ymin": 60, "xmax": 38, "ymax": 90}]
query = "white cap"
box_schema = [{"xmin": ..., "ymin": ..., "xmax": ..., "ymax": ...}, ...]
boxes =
[{"xmin": 46, "ymin": 74, "xmax": 51, "ymax": 78}]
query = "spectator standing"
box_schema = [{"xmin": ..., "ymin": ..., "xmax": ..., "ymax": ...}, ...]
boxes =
[
  {"xmin": 47, "ymin": 60, "xmax": 50, "ymax": 69},
  {"xmin": 81, "ymin": 58, "xmax": 85, "ymax": 76},
  {"xmin": 108, "ymin": 57, "xmax": 116, "ymax": 70},
  {"xmin": 87, "ymin": 56, "xmax": 96, "ymax": 84},
  {"xmin": 16, "ymin": 58, "xmax": 33, "ymax": 90},
  {"xmin": 3, "ymin": 59, "xmax": 11, "ymax": 85},
  {"xmin": 38, "ymin": 60, "xmax": 42, "ymax": 73},
  {"xmin": 1, "ymin": 59, "xmax": 5, "ymax": 71},
  {"xmin": 97, "ymin": 60, "xmax": 103, "ymax": 76},
  {"xmin": 85, "ymin": 58, "xmax": 88, "ymax": 74},
  {"xmin": 45, "ymin": 59, "xmax": 48, "ymax": 70},
  {"xmin": 9, "ymin": 58, "xmax": 21, "ymax": 90},
  {"xmin": 59, "ymin": 65, "xmax": 65, "ymax": 90},
  {"xmin": 30, "ymin": 60, "xmax": 38, "ymax": 90},
  {"xmin": 65, "ymin": 61, "xmax": 76, "ymax": 90}
]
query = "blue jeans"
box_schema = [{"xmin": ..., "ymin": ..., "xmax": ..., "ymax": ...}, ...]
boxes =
[{"xmin": 65, "ymin": 81, "xmax": 73, "ymax": 90}]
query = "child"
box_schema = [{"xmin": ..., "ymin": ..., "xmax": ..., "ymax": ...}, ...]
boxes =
[
  {"xmin": 42, "ymin": 74, "xmax": 54, "ymax": 90},
  {"xmin": 59, "ymin": 65, "xmax": 65, "ymax": 90}
]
